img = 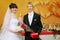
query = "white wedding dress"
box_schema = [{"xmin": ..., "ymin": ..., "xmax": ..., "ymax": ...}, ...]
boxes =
[
  {"xmin": 0, "ymin": 7, "xmax": 23, "ymax": 40},
  {"xmin": 0, "ymin": 17, "xmax": 22, "ymax": 40}
]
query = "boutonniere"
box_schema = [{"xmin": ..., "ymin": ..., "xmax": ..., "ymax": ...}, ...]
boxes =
[{"xmin": 34, "ymin": 19, "xmax": 37, "ymax": 21}]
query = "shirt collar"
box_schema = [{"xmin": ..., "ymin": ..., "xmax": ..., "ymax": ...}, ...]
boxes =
[{"xmin": 28, "ymin": 11, "xmax": 34, "ymax": 15}]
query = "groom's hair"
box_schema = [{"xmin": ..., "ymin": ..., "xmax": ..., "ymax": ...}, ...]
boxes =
[
  {"xmin": 28, "ymin": 2, "xmax": 33, "ymax": 6},
  {"xmin": 9, "ymin": 3, "xmax": 18, "ymax": 9}
]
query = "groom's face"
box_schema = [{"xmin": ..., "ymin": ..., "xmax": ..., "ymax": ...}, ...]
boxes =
[{"xmin": 27, "ymin": 4, "xmax": 33, "ymax": 12}]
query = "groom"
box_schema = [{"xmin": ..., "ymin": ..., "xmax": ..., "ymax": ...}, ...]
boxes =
[{"xmin": 23, "ymin": 2, "xmax": 43, "ymax": 40}]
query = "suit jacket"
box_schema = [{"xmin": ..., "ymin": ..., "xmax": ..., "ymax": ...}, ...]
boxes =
[{"xmin": 23, "ymin": 12, "xmax": 43, "ymax": 34}]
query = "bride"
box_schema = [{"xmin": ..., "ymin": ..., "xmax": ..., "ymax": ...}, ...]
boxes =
[{"xmin": 0, "ymin": 3, "xmax": 22, "ymax": 40}]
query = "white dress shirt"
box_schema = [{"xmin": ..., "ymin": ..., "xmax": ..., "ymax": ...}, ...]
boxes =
[{"xmin": 28, "ymin": 11, "xmax": 34, "ymax": 25}]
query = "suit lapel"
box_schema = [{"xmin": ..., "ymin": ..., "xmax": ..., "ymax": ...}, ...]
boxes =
[
  {"xmin": 27, "ymin": 13, "xmax": 35, "ymax": 26},
  {"xmin": 26, "ymin": 14, "xmax": 30, "ymax": 26}
]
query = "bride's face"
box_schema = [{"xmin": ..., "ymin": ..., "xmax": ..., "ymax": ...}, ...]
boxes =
[{"xmin": 11, "ymin": 8, "xmax": 17, "ymax": 13}]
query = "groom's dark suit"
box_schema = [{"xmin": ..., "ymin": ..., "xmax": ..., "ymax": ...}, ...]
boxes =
[{"xmin": 23, "ymin": 12, "xmax": 43, "ymax": 40}]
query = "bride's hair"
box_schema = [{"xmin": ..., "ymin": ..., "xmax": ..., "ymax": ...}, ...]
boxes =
[{"xmin": 9, "ymin": 3, "xmax": 18, "ymax": 9}]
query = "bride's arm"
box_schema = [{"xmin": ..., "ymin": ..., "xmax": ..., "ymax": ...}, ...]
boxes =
[{"xmin": 6, "ymin": 14, "xmax": 16, "ymax": 33}]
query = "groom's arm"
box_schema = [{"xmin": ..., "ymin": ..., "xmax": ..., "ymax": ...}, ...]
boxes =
[{"xmin": 37, "ymin": 15, "xmax": 43, "ymax": 34}]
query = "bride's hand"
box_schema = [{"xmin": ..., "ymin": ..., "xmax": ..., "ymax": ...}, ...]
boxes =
[
  {"xmin": 9, "ymin": 29, "xmax": 24, "ymax": 35},
  {"xmin": 9, "ymin": 30, "xmax": 20, "ymax": 34}
]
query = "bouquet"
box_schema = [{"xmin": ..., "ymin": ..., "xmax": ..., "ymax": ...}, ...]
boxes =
[
  {"xmin": 21, "ymin": 23, "xmax": 33, "ymax": 32},
  {"xmin": 16, "ymin": 26, "xmax": 24, "ymax": 32},
  {"xmin": 21, "ymin": 23, "xmax": 39, "ymax": 38},
  {"xmin": 15, "ymin": 25, "xmax": 25, "ymax": 36}
]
